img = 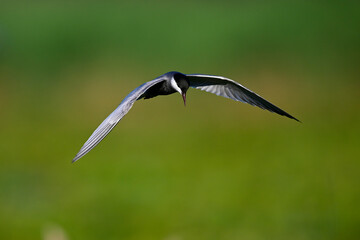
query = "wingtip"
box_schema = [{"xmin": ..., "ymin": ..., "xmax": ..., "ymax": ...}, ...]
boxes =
[
  {"xmin": 71, "ymin": 156, "xmax": 80, "ymax": 163},
  {"xmin": 288, "ymin": 115, "xmax": 301, "ymax": 123}
]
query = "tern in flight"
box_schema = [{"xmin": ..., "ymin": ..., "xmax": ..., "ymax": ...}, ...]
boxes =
[{"xmin": 72, "ymin": 71, "xmax": 299, "ymax": 162}]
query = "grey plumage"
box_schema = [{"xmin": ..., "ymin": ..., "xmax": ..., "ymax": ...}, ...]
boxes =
[
  {"xmin": 72, "ymin": 71, "xmax": 298, "ymax": 163},
  {"xmin": 72, "ymin": 76, "xmax": 166, "ymax": 162},
  {"xmin": 186, "ymin": 74, "xmax": 299, "ymax": 121}
]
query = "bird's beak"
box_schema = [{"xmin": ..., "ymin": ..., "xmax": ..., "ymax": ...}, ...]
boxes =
[{"xmin": 182, "ymin": 92, "xmax": 186, "ymax": 106}]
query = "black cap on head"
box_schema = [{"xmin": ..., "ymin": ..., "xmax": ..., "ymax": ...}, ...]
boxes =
[
  {"xmin": 173, "ymin": 73, "xmax": 189, "ymax": 106},
  {"xmin": 174, "ymin": 73, "xmax": 189, "ymax": 94}
]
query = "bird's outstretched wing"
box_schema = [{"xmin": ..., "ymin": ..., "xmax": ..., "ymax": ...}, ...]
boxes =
[
  {"xmin": 186, "ymin": 74, "xmax": 299, "ymax": 122},
  {"xmin": 72, "ymin": 77, "xmax": 165, "ymax": 163}
]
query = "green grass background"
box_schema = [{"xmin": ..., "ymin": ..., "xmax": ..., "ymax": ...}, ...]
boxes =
[{"xmin": 0, "ymin": 1, "xmax": 359, "ymax": 239}]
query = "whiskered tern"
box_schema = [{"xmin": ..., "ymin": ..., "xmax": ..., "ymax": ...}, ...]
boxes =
[{"xmin": 73, "ymin": 71, "xmax": 299, "ymax": 162}]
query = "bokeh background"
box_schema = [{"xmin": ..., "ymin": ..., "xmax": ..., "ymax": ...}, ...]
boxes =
[{"xmin": 1, "ymin": 1, "xmax": 359, "ymax": 239}]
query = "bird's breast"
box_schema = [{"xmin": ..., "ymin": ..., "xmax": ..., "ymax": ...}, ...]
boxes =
[{"xmin": 142, "ymin": 80, "xmax": 176, "ymax": 99}]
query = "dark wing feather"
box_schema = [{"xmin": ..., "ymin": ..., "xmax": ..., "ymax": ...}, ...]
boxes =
[
  {"xmin": 186, "ymin": 74, "xmax": 299, "ymax": 122},
  {"xmin": 72, "ymin": 77, "xmax": 166, "ymax": 162}
]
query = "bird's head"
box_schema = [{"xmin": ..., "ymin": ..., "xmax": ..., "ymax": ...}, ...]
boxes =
[{"xmin": 170, "ymin": 72, "xmax": 189, "ymax": 106}]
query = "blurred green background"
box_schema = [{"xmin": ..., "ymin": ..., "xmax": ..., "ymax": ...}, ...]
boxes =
[{"xmin": 0, "ymin": 1, "xmax": 359, "ymax": 239}]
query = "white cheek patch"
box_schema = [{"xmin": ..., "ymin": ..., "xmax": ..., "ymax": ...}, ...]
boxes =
[{"xmin": 170, "ymin": 77, "xmax": 182, "ymax": 94}]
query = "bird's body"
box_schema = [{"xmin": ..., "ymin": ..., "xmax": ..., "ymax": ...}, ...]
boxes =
[
  {"xmin": 72, "ymin": 71, "xmax": 299, "ymax": 162},
  {"xmin": 140, "ymin": 76, "xmax": 176, "ymax": 99},
  {"xmin": 140, "ymin": 72, "xmax": 189, "ymax": 100}
]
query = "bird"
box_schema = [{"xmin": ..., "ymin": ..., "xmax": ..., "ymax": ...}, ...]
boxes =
[{"xmin": 72, "ymin": 71, "xmax": 299, "ymax": 162}]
